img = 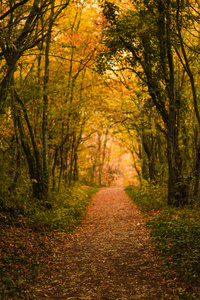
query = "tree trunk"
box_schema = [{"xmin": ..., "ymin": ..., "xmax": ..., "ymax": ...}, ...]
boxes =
[
  {"xmin": 142, "ymin": 131, "xmax": 157, "ymax": 182},
  {"xmin": 194, "ymin": 141, "xmax": 200, "ymax": 203},
  {"xmin": 8, "ymin": 74, "xmax": 21, "ymax": 195},
  {"xmin": 166, "ymin": 0, "xmax": 179, "ymax": 206},
  {"xmin": 68, "ymin": 133, "xmax": 76, "ymax": 187},
  {"xmin": 73, "ymin": 152, "xmax": 79, "ymax": 182},
  {"xmin": 8, "ymin": 117, "xmax": 21, "ymax": 195},
  {"xmin": 16, "ymin": 111, "xmax": 43, "ymax": 198},
  {"xmin": 42, "ymin": 1, "xmax": 55, "ymax": 199},
  {"xmin": 98, "ymin": 131, "xmax": 102, "ymax": 185},
  {"xmin": 52, "ymin": 149, "xmax": 58, "ymax": 191}
]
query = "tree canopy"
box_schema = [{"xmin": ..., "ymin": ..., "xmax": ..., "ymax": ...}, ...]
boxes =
[{"xmin": 1, "ymin": 0, "xmax": 200, "ymax": 205}]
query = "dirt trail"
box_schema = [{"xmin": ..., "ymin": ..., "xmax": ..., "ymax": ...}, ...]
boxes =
[{"xmin": 34, "ymin": 187, "xmax": 182, "ymax": 300}]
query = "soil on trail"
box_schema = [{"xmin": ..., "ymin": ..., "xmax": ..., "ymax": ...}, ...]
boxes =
[{"xmin": 34, "ymin": 187, "xmax": 183, "ymax": 300}]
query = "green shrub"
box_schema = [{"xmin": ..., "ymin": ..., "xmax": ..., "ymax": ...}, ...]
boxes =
[
  {"xmin": 126, "ymin": 183, "xmax": 200, "ymax": 286},
  {"xmin": 125, "ymin": 182, "xmax": 167, "ymax": 212},
  {"xmin": 0, "ymin": 252, "xmax": 41, "ymax": 299},
  {"xmin": 0, "ymin": 181, "xmax": 98, "ymax": 231},
  {"xmin": 29, "ymin": 184, "xmax": 98, "ymax": 231},
  {"xmin": 147, "ymin": 211, "xmax": 200, "ymax": 282}
]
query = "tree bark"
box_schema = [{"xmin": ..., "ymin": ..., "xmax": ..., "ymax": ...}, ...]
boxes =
[
  {"xmin": 8, "ymin": 114, "xmax": 21, "ymax": 195},
  {"xmin": 42, "ymin": 0, "xmax": 55, "ymax": 199},
  {"xmin": 16, "ymin": 111, "xmax": 43, "ymax": 198},
  {"xmin": 166, "ymin": 0, "xmax": 179, "ymax": 206}
]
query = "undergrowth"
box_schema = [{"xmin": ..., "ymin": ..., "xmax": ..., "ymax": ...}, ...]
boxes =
[
  {"xmin": 125, "ymin": 183, "xmax": 200, "ymax": 299},
  {"xmin": 147, "ymin": 211, "xmax": 200, "ymax": 281},
  {"xmin": 0, "ymin": 183, "xmax": 98, "ymax": 299},
  {"xmin": 125, "ymin": 182, "xmax": 168, "ymax": 212},
  {"xmin": 29, "ymin": 184, "xmax": 98, "ymax": 231}
]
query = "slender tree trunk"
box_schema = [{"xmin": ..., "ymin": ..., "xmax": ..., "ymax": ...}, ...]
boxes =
[
  {"xmin": 8, "ymin": 73, "xmax": 21, "ymax": 195},
  {"xmin": 91, "ymin": 155, "xmax": 97, "ymax": 184},
  {"xmin": 142, "ymin": 131, "xmax": 157, "ymax": 182},
  {"xmin": 14, "ymin": 89, "xmax": 44, "ymax": 198},
  {"xmin": 166, "ymin": 0, "xmax": 179, "ymax": 206},
  {"xmin": 194, "ymin": 140, "xmax": 200, "ymax": 202},
  {"xmin": 13, "ymin": 73, "xmax": 44, "ymax": 199},
  {"xmin": 130, "ymin": 149, "xmax": 142, "ymax": 183},
  {"xmin": 16, "ymin": 111, "xmax": 43, "ymax": 198},
  {"xmin": 68, "ymin": 133, "xmax": 76, "ymax": 187},
  {"xmin": 42, "ymin": 2, "xmax": 55, "ymax": 199},
  {"xmin": 58, "ymin": 147, "xmax": 63, "ymax": 191},
  {"xmin": 8, "ymin": 114, "xmax": 21, "ymax": 195},
  {"xmin": 0, "ymin": 68, "xmax": 14, "ymax": 111},
  {"xmin": 73, "ymin": 152, "xmax": 79, "ymax": 182},
  {"xmin": 52, "ymin": 149, "xmax": 58, "ymax": 190},
  {"xmin": 97, "ymin": 132, "xmax": 101, "ymax": 185}
]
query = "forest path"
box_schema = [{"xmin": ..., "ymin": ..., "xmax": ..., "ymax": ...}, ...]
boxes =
[{"xmin": 34, "ymin": 187, "xmax": 181, "ymax": 300}]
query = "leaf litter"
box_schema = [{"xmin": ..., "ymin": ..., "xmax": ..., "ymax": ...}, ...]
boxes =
[{"xmin": 33, "ymin": 187, "xmax": 198, "ymax": 299}]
